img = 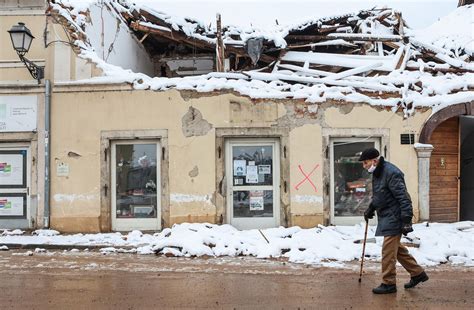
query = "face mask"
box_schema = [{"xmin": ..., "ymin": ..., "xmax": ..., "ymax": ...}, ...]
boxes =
[{"xmin": 368, "ymin": 164, "xmax": 376, "ymax": 173}]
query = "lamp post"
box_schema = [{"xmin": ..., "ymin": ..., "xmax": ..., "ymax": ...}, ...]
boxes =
[
  {"xmin": 8, "ymin": 22, "xmax": 51, "ymax": 229},
  {"xmin": 8, "ymin": 22, "xmax": 44, "ymax": 83}
]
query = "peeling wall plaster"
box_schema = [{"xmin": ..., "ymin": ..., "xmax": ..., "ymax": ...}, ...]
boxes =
[
  {"xmin": 170, "ymin": 193, "xmax": 213, "ymax": 204},
  {"xmin": 54, "ymin": 194, "xmax": 98, "ymax": 203},
  {"xmin": 181, "ymin": 106, "xmax": 213, "ymax": 137},
  {"xmin": 292, "ymin": 195, "xmax": 323, "ymax": 204}
]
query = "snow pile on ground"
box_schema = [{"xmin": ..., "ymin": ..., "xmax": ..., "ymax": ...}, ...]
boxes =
[
  {"xmin": 0, "ymin": 222, "xmax": 473, "ymax": 267},
  {"xmin": 32, "ymin": 229, "xmax": 60, "ymax": 236},
  {"xmin": 1, "ymin": 229, "xmax": 24, "ymax": 236}
]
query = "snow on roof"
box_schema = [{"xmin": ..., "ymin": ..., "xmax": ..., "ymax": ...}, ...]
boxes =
[
  {"xmin": 133, "ymin": 0, "xmax": 458, "ymax": 31},
  {"xmin": 410, "ymin": 4, "xmax": 474, "ymax": 56},
  {"xmin": 49, "ymin": 0, "xmax": 474, "ymax": 117}
]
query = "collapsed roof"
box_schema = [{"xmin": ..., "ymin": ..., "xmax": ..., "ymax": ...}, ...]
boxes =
[{"xmin": 48, "ymin": 0, "xmax": 473, "ymax": 116}]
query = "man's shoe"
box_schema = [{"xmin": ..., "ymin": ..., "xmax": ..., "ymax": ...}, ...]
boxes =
[
  {"xmin": 372, "ymin": 283, "xmax": 397, "ymax": 294},
  {"xmin": 404, "ymin": 271, "xmax": 429, "ymax": 289}
]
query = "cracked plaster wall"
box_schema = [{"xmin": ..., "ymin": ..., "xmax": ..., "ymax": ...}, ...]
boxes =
[
  {"xmin": 49, "ymin": 86, "xmax": 431, "ymax": 232},
  {"xmin": 182, "ymin": 107, "xmax": 213, "ymax": 137}
]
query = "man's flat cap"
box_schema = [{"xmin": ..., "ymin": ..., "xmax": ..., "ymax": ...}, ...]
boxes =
[{"xmin": 358, "ymin": 148, "xmax": 380, "ymax": 161}]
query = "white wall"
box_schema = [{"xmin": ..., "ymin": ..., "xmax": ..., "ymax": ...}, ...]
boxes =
[{"xmin": 85, "ymin": 2, "xmax": 154, "ymax": 77}]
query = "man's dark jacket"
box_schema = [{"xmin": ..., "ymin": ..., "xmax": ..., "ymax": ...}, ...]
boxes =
[{"xmin": 369, "ymin": 157, "xmax": 413, "ymax": 236}]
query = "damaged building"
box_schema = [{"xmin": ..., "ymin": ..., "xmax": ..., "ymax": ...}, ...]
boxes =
[{"xmin": 0, "ymin": 0, "xmax": 473, "ymax": 232}]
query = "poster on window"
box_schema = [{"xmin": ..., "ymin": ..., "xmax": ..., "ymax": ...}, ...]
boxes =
[
  {"xmin": 0, "ymin": 196, "xmax": 25, "ymax": 216},
  {"xmin": 258, "ymin": 165, "xmax": 271, "ymax": 175},
  {"xmin": 0, "ymin": 96, "xmax": 37, "ymax": 132},
  {"xmin": 246, "ymin": 165, "xmax": 258, "ymax": 184},
  {"xmin": 233, "ymin": 160, "xmax": 246, "ymax": 176},
  {"xmin": 249, "ymin": 190, "xmax": 264, "ymax": 211},
  {"xmin": 0, "ymin": 153, "xmax": 24, "ymax": 186}
]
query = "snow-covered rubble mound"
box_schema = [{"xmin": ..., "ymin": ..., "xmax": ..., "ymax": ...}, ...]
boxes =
[
  {"xmin": 149, "ymin": 222, "xmax": 474, "ymax": 266},
  {"xmin": 2, "ymin": 222, "xmax": 473, "ymax": 267}
]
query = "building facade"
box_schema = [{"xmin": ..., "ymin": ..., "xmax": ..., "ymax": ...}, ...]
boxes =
[
  {"xmin": 0, "ymin": 0, "xmax": 48, "ymax": 229},
  {"xmin": 1, "ymin": 0, "xmax": 472, "ymax": 232}
]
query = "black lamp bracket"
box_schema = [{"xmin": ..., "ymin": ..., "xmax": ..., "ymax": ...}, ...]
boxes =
[{"xmin": 18, "ymin": 53, "xmax": 44, "ymax": 83}]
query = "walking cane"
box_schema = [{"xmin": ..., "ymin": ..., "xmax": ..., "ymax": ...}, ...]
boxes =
[{"xmin": 358, "ymin": 219, "xmax": 369, "ymax": 283}]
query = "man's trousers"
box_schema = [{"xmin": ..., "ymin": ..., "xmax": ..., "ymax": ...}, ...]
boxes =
[{"xmin": 382, "ymin": 234, "xmax": 424, "ymax": 285}]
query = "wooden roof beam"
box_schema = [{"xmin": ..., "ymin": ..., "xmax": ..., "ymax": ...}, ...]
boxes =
[
  {"xmin": 131, "ymin": 21, "xmax": 276, "ymax": 64},
  {"xmin": 285, "ymin": 34, "xmax": 403, "ymax": 42},
  {"xmin": 131, "ymin": 21, "xmax": 214, "ymax": 50}
]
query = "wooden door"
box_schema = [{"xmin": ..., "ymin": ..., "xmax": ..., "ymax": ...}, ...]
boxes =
[{"xmin": 429, "ymin": 117, "xmax": 459, "ymax": 222}]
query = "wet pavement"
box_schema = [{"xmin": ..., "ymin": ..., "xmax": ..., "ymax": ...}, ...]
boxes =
[{"xmin": 0, "ymin": 250, "xmax": 472, "ymax": 309}]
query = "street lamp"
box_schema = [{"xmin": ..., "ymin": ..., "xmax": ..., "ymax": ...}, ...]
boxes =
[{"xmin": 8, "ymin": 22, "xmax": 44, "ymax": 82}]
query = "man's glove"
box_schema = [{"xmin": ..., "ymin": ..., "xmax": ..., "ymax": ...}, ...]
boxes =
[
  {"xmin": 401, "ymin": 223, "xmax": 414, "ymax": 236},
  {"xmin": 363, "ymin": 205, "xmax": 375, "ymax": 222}
]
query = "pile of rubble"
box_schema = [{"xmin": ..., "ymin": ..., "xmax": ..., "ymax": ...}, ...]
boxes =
[{"xmin": 48, "ymin": 1, "xmax": 473, "ymax": 115}]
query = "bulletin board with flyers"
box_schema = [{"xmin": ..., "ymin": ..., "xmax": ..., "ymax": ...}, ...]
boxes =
[{"xmin": 0, "ymin": 150, "xmax": 26, "ymax": 188}]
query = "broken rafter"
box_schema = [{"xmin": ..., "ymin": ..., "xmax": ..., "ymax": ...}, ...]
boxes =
[
  {"xmin": 321, "ymin": 62, "xmax": 383, "ymax": 81},
  {"xmin": 375, "ymin": 12, "xmax": 393, "ymax": 28},
  {"xmin": 397, "ymin": 46, "xmax": 411, "ymax": 70},
  {"xmin": 318, "ymin": 24, "xmax": 352, "ymax": 34},
  {"xmin": 327, "ymin": 33, "xmax": 403, "ymax": 41},
  {"xmin": 395, "ymin": 12, "xmax": 405, "ymax": 36},
  {"xmin": 391, "ymin": 47, "xmax": 405, "ymax": 70},
  {"xmin": 130, "ymin": 21, "xmax": 276, "ymax": 64},
  {"xmin": 281, "ymin": 50, "xmax": 403, "ymax": 72},
  {"xmin": 139, "ymin": 33, "xmax": 149, "ymax": 43},
  {"xmin": 131, "ymin": 21, "xmax": 213, "ymax": 49},
  {"xmin": 208, "ymin": 71, "xmax": 400, "ymax": 93},
  {"xmin": 276, "ymin": 63, "xmax": 333, "ymax": 77},
  {"xmin": 285, "ymin": 33, "xmax": 403, "ymax": 42},
  {"xmin": 139, "ymin": 9, "xmax": 203, "ymax": 34},
  {"xmin": 434, "ymin": 53, "xmax": 474, "ymax": 70},
  {"xmin": 216, "ymin": 13, "xmax": 225, "ymax": 72},
  {"xmin": 405, "ymin": 65, "xmax": 474, "ymax": 74}
]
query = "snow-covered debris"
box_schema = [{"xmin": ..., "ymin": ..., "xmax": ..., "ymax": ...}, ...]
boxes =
[
  {"xmin": 33, "ymin": 229, "xmax": 60, "ymax": 237},
  {"xmin": 48, "ymin": 1, "xmax": 473, "ymax": 117},
  {"xmin": 100, "ymin": 247, "xmax": 118, "ymax": 254},
  {"xmin": 136, "ymin": 246, "xmax": 153, "ymax": 255},
  {"xmin": 12, "ymin": 251, "xmax": 34, "ymax": 256},
  {"xmin": 0, "ymin": 245, "xmax": 9, "ymax": 251},
  {"xmin": 1, "ymin": 229, "xmax": 24, "ymax": 236},
  {"xmin": 1, "ymin": 222, "xmax": 472, "ymax": 267},
  {"xmin": 125, "ymin": 230, "xmax": 143, "ymax": 242}
]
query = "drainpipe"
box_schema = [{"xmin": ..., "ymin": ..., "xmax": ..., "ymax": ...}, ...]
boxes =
[{"xmin": 44, "ymin": 79, "xmax": 51, "ymax": 228}]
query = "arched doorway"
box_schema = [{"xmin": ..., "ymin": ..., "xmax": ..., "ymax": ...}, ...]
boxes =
[{"xmin": 419, "ymin": 101, "xmax": 474, "ymax": 222}]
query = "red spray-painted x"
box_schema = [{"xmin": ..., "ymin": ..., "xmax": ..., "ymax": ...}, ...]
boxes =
[{"xmin": 294, "ymin": 164, "xmax": 320, "ymax": 192}]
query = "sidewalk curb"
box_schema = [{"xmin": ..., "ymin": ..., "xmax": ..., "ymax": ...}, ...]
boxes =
[{"xmin": 0, "ymin": 243, "xmax": 137, "ymax": 251}]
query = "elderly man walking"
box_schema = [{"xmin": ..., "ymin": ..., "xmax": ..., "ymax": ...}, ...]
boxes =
[{"xmin": 359, "ymin": 147, "xmax": 429, "ymax": 294}]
